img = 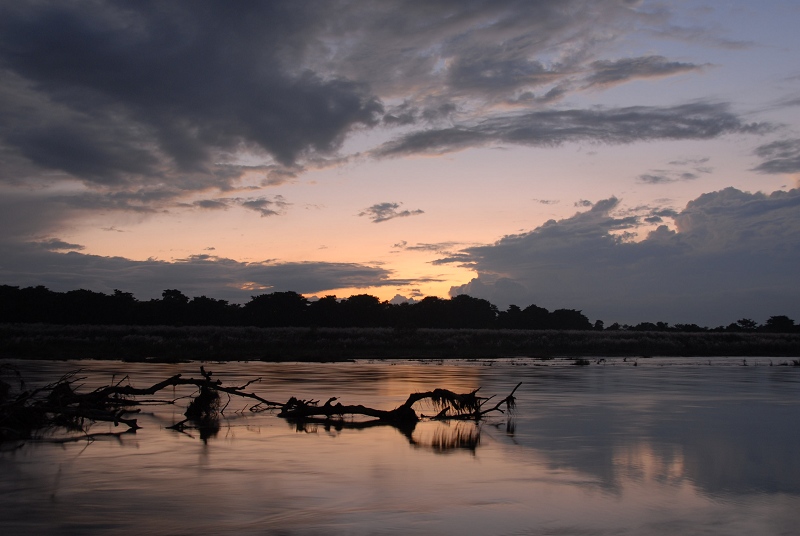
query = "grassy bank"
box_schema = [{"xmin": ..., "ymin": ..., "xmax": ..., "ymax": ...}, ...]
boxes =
[{"xmin": 1, "ymin": 324, "xmax": 799, "ymax": 361}]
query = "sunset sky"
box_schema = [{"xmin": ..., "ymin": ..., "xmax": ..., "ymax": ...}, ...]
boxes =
[{"xmin": 1, "ymin": 0, "xmax": 799, "ymax": 326}]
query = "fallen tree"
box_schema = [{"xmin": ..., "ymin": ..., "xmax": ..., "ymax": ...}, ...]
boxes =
[
  {"xmin": 277, "ymin": 384, "xmax": 520, "ymax": 423},
  {"xmin": 0, "ymin": 365, "xmax": 521, "ymax": 444}
]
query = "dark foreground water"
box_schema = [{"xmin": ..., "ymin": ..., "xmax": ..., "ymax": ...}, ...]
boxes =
[{"xmin": 1, "ymin": 357, "xmax": 799, "ymax": 535}]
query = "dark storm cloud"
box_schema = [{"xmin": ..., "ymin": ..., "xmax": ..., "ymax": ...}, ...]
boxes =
[
  {"xmin": 753, "ymin": 139, "xmax": 800, "ymax": 174},
  {"xmin": 0, "ymin": 193, "xmax": 77, "ymax": 239},
  {"xmin": 584, "ymin": 56, "xmax": 705, "ymax": 88},
  {"xmin": 5, "ymin": 121, "xmax": 162, "ymax": 185},
  {"xmin": 359, "ymin": 203, "xmax": 424, "ymax": 223},
  {"xmin": 0, "ymin": 1, "xmax": 382, "ymax": 189},
  {"xmin": 0, "ymin": 0, "xmax": 782, "ymax": 314},
  {"xmin": 445, "ymin": 188, "xmax": 800, "ymax": 326},
  {"xmin": 0, "ymin": 0, "xmax": 756, "ymax": 225},
  {"xmin": 374, "ymin": 103, "xmax": 767, "ymax": 157},
  {"xmin": 59, "ymin": 189, "xmax": 177, "ymax": 213},
  {"xmin": 0, "ymin": 244, "xmax": 419, "ymax": 302}
]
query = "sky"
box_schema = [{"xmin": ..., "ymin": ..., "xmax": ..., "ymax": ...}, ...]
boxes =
[{"xmin": 1, "ymin": 0, "xmax": 799, "ymax": 327}]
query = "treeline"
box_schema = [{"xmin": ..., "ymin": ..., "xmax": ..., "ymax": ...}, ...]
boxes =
[{"xmin": 0, "ymin": 285, "xmax": 797, "ymax": 333}]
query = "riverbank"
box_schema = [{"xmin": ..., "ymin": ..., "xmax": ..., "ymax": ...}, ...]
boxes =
[{"xmin": 1, "ymin": 324, "xmax": 799, "ymax": 361}]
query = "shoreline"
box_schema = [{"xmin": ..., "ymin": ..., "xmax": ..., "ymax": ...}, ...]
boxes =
[{"xmin": 2, "ymin": 323, "xmax": 799, "ymax": 361}]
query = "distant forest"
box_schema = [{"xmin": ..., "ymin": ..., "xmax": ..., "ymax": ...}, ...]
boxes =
[{"xmin": 0, "ymin": 285, "xmax": 797, "ymax": 333}]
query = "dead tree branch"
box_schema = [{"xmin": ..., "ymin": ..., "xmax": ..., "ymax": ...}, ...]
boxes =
[{"xmin": 1, "ymin": 365, "xmax": 521, "ymax": 443}]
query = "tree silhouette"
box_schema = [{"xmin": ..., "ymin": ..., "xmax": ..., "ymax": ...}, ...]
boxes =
[
  {"xmin": 497, "ymin": 304, "xmax": 524, "ymax": 329},
  {"xmin": 521, "ymin": 303, "xmax": 550, "ymax": 329},
  {"xmin": 340, "ymin": 294, "xmax": 387, "ymax": 327},
  {"xmin": 187, "ymin": 295, "xmax": 238, "ymax": 326},
  {"xmin": 764, "ymin": 315, "xmax": 796, "ymax": 333},
  {"xmin": 413, "ymin": 296, "xmax": 449, "ymax": 328},
  {"xmin": 243, "ymin": 291, "xmax": 309, "ymax": 327},
  {"xmin": 548, "ymin": 309, "xmax": 592, "ymax": 330},
  {"xmin": 736, "ymin": 318, "xmax": 758, "ymax": 331},
  {"xmin": 1, "ymin": 283, "xmax": 797, "ymax": 333},
  {"xmin": 447, "ymin": 295, "xmax": 498, "ymax": 328},
  {"xmin": 308, "ymin": 295, "xmax": 341, "ymax": 326}
]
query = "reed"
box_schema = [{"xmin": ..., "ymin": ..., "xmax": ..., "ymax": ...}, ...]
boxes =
[{"xmin": 1, "ymin": 324, "xmax": 798, "ymax": 360}]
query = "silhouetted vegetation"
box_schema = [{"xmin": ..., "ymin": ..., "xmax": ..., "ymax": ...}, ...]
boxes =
[
  {"xmin": 2, "ymin": 284, "xmax": 796, "ymax": 333},
  {"xmin": 1, "ymin": 324, "xmax": 798, "ymax": 360},
  {"xmin": 1, "ymin": 285, "xmax": 797, "ymax": 359},
  {"xmin": 0, "ymin": 365, "xmax": 518, "ymax": 446}
]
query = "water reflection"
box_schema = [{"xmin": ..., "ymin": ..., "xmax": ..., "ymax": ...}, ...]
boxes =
[
  {"xmin": 1, "ymin": 358, "xmax": 799, "ymax": 535},
  {"xmin": 411, "ymin": 420, "xmax": 481, "ymax": 454}
]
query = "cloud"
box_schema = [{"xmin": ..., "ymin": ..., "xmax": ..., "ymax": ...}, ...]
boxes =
[
  {"xmin": 648, "ymin": 24, "xmax": 754, "ymax": 51},
  {"xmin": 444, "ymin": 188, "xmax": 800, "ymax": 325},
  {"xmin": 395, "ymin": 241, "xmax": 463, "ymax": 253},
  {"xmin": 638, "ymin": 172, "xmax": 698, "ymax": 184},
  {"xmin": 0, "ymin": 191, "xmax": 88, "ymax": 241},
  {"xmin": 239, "ymin": 195, "xmax": 291, "ymax": 217},
  {"xmin": 430, "ymin": 253, "xmax": 475, "ymax": 266},
  {"xmin": 32, "ymin": 238, "xmax": 85, "ymax": 252},
  {"xmin": 315, "ymin": 0, "xmax": 648, "ymax": 98},
  {"xmin": 668, "ymin": 157, "xmax": 710, "ymax": 166},
  {"xmin": 186, "ymin": 195, "xmax": 292, "ymax": 216},
  {"xmin": 0, "ymin": 1, "xmax": 720, "ymax": 187},
  {"xmin": 506, "ymin": 87, "xmax": 570, "ymax": 106},
  {"xmin": 0, "ymin": 0, "xmax": 383, "ymax": 237},
  {"xmin": 0, "ymin": 0, "xmax": 768, "ymax": 242},
  {"xmin": 637, "ymin": 157, "xmax": 713, "ymax": 184},
  {"xmin": 0, "ymin": 0, "xmax": 788, "ymax": 304},
  {"xmin": 0, "ymin": 3, "xmax": 382, "ymax": 180},
  {"xmin": 584, "ymin": 55, "xmax": 706, "ymax": 88},
  {"xmin": 638, "ymin": 174, "xmax": 673, "ymax": 184},
  {"xmin": 374, "ymin": 103, "xmax": 768, "ymax": 157},
  {"xmin": 359, "ymin": 202, "xmax": 424, "ymax": 223},
  {"xmin": 447, "ymin": 52, "xmax": 560, "ymax": 92},
  {"xmin": 389, "ymin": 294, "xmax": 417, "ymax": 305},
  {"xmin": 193, "ymin": 199, "xmax": 230, "ymax": 210},
  {"xmin": 753, "ymin": 139, "xmax": 800, "ymax": 174},
  {"xmin": 0, "ymin": 244, "xmax": 423, "ymax": 303}
]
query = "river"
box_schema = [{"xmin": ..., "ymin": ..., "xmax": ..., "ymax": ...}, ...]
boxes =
[{"xmin": 1, "ymin": 357, "xmax": 799, "ymax": 535}]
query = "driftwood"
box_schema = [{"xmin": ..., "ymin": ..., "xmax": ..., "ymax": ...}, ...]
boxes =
[
  {"xmin": 0, "ymin": 365, "xmax": 521, "ymax": 444},
  {"xmin": 278, "ymin": 383, "xmax": 521, "ymax": 424}
]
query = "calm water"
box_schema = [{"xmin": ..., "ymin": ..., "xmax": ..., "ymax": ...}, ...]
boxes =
[{"xmin": 1, "ymin": 357, "xmax": 799, "ymax": 535}]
